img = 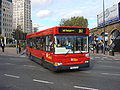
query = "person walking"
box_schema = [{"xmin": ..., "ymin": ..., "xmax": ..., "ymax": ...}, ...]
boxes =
[
  {"xmin": 16, "ymin": 44, "xmax": 19, "ymax": 54},
  {"xmin": 96, "ymin": 43, "xmax": 99, "ymax": 53},
  {"xmin": 1, "ymin": 43, "xmax": 5, "ymax": 52},
  {"xmin": 19, "ymin": 44, "xmax": 21, "ymax": 53}
]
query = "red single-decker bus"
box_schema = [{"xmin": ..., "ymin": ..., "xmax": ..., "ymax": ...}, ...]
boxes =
[{"xmin": 26, "ymin": 26, "xmax": 90, "ymax": 71}]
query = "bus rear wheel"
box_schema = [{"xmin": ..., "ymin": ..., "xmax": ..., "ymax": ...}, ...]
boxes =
[
  {"xmin": 29, "ymin": 53, "xmax": 33, "ymax": 60},
  {"xmin": 41, "ymin": 58, "xmax": 48, "ymax": 69}
]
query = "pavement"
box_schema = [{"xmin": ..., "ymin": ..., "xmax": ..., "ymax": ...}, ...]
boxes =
[{"xmin": 0, "ymin": 47, "xmax": 20, "ymax": 56}]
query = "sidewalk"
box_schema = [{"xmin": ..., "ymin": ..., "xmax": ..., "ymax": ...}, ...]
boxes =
[
  {"xmin": 90, "ymin": 50, "xmax": 120, "ymax": 60},
  {"xmin": 0, "ymin": 47, "xmax": 19, "ymax": 56}
]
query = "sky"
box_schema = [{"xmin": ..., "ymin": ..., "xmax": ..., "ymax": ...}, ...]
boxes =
[{"xmin": 31, "ymin": 0, "xmax": 120, "ymax": 31}]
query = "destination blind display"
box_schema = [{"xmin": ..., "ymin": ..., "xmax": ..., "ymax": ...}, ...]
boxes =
[{"xmin": 59, "ymin": 28, "xmax": 86, "ymax": 33}]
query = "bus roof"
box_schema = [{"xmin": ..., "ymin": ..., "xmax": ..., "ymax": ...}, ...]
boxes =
[{"xmin": 26, "ymin": 26, "xmax": 89, "ymax": 39}]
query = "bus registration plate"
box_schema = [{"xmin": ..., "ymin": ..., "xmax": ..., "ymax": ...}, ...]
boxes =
[{"xmin": 70, "ymin": 66, "xmax": 79, "ymax": 69}]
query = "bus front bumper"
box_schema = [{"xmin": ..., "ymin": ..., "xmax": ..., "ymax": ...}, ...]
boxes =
[{"xmin": 53, "ymin": 63, "xmax": 90, "ymax": 71}]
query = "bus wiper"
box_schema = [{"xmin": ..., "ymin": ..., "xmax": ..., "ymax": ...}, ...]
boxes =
[
  {"xmin": 78, "ymin": 46, "xmax": 83, "ymax": 54},
  {"xmin": 79, "ymin": 49, "xmax": 83, "ymax": 54},
  {"xmin": 65, "ymin": 49, "xmax": 71, "ymax": 56}
]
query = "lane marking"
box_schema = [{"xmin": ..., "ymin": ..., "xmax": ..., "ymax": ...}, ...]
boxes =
[
  {"xmin": 102, "ymin": 57, "xmax": 108, "ymax": 59},
  {"xmin": 33, "ymin": 79, "xmax": 54, "ymax": 84},
  {"xmin": 19, "ymin": 55, "xmax": 26, "ymax": 57},
  {"xmin": 5, "ymin": 63, "xmax": 15, "ymax": 65},
  {"xmin": 95, "ymin": 57, "xmax": 100, "ymax": 58},
  {"xmin": 24, "ymin": 65, "xmax": 36, "ymax": 68},
  {"xmin": 114, "ymin": 59, "xmax": 120, "ymax": 60},
  {"xmin": 101, "ymin": 58, "xmax": 104, "ymax": 60},
  {"xmin": 101, "ymin": 66, "xmax": 120, "ymax": 69},
  {"xmin": 74, "ymin": 86, "xmax": 99, "ymax": 90},
  {"xmin": 90, "ymin": 57, "xmax": 93, "ymax": 60},
  {"xmin": 101, "ymin": 73, "xmax": 120, "ymax": 76},
  {"xmin": 4, "ymin": 74, "xmax": 20, "ymax": 79}
]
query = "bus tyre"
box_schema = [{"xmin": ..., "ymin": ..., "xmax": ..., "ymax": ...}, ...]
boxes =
[
  {"xmin": 29, "ymin": 54, "xmax": 33, "ymax": 60},
  {"xmin": 41, "ymin": 58, "xmax": 48, "ymax": 69}
]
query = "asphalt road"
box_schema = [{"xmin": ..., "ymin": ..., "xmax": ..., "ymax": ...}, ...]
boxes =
[{"xmin": 0, "ymin": 54, "xmax": 120, "ymax": 90}]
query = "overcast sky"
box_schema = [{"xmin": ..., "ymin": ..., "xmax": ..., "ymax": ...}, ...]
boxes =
[{"xmin": 31, "ymin": 0, "xmax": 120, "ymax": 31}]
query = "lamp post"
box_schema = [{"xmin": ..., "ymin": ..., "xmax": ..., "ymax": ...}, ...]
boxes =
[{"xmin": 103, "ymin": 0, "xmax": 106, "ymax": 54}]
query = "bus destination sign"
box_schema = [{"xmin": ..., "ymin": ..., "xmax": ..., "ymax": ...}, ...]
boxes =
[{"xmin": 59, "ymin": 28, "xmax": 86, "ymax": 33}]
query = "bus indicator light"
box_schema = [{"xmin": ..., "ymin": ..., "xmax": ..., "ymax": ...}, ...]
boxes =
[{"xmin": 71, "ymin": 58, "xmax": 78, "ymax": 61}]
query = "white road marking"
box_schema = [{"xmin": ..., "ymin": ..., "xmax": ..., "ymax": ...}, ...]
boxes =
[
  {"xmin": 101, "ymin": 66, "xmax": 120, "ymax": 68},
  {"xmin": 33, "ymin": 79, "xmax": 54, "ymax": 84},
  {"xmin": 74, "ymin": 86, "xmax": 99, "ymax": 90},
  {"xmin": 102, "ymin": 57, "xmax": 108, "ymax": 58},
  {"xmin": 95, "ymin": 57, "xmax": 100, "ymax": 58},
  {"xmin": 101, "ymin": 58, "xmax": 104, "ymax": 60},
  {"xmin": 4, "ymin": 74, "xmax": 20, "ymax": 79},
  {"xmin": 19, "ymin": 55, "xmax": 26, "ymax": 57},
  {"xmin": 114, "ymin": 59, "xmax": 120, "ymax": 60},
  {"xmin": 90, "ymin": 57, "xmax": 93, "ymax": 60},
  {"xmin": 101, "ymin": 73, "xmax": 120, "ymax": 76},
  {"xmin": 5, "ymin": 63, "xmax": 15, "ymax": 65},
  {"xmin": 24, "ymin": 65, "xmax": 36, "ymax": 68}
]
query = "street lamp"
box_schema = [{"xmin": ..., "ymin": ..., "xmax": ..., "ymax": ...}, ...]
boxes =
[{"xmin": 103, "ymin": 0, "xmax": 106, "ymax": 54}]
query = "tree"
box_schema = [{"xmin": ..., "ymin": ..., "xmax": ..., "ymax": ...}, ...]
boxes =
[
  {"xmin": 59, "ymin": 16, "xmax": 88, "ymax": 27},
  {"xmin": 12, "ymin": 25, "xmax": 27, "ymax": 40}
]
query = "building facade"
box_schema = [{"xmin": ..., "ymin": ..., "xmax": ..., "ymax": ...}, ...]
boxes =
[
  {"xmin": 13, "ymin": 0, "xmax": 32, "ymax": 34},
  {"xmin": 0, "ymin": 0, "xmax": 13, "ymax": 39},
  {"xmin": 90, "ymin": 2, "xmax": 120, "ymax": 52},
  {"xmin": 32, "ymin": 23, "xmax": 39, "ymax": 33}
]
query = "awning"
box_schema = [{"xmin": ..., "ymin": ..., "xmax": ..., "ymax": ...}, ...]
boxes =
[{"xmin": 96, "ymin": 37, "xmax": 102, "ymax": 40}]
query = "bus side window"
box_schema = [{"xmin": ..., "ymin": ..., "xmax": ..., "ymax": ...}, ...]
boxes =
[
  {"xmin": 31, "ymin": 38, "xmax": 36, "ymax": 49},
  {"xmin": 29, "ymin": 38, "xmax": 33, "ymax": 48},
  {"xmin": 42, "ymin": 36, "xmax": 46, "ymax": 51},
  {"xmin": 36, "ymin": 37, "xmax": 40, "ymax": 50},
  {"xmin": 46, "ymin": 35, "xmax": 52, "ymax": 52}
]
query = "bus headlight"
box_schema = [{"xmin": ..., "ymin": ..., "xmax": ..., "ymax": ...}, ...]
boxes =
[
  {"xmin": 85, "ymin": 54, "xmax": 90, "ymax": 58},
  {"xmin": 54, "ymin": 63, "xmax": 62, "ymax": 66},
  {"xmin": 85, "ymin": 60, "xmax": 89, "ymax": 63}
]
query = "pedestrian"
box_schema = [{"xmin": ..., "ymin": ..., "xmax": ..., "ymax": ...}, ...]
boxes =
[
  {"xmin": 19, "ymin": 44, "xmax": 21, "ymax": 53},
  {"xmin": 16, "ymin": 44, "xmax": 19, "ymax": 54},
  {"xmin": 1, "ymin": 43, "xmax": 5, "ymax": 52},
  {"xmin": 96, "ymin": 43, "xmax": 99, "ymax": 53}
]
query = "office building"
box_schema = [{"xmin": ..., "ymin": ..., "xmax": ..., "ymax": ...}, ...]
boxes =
[
  {"xmin": 13, "ymin": 0, "xmax": 32, "ymax": 34},
  {"xmin": 0, "ymin": 0, "xmax": 13, "ymax": 39}
]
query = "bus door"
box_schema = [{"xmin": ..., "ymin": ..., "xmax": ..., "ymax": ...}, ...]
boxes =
[{"xmin": 45, "ymin": 35, "xmax": 54, "ymax": 63}]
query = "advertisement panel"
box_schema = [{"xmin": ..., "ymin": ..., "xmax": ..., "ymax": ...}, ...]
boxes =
[{"xmin": 97, "ymin": 2, "xmax": 120, "ymax": 27}]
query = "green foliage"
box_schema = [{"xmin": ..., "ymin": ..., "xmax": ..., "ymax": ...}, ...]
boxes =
[
  {"xmin": 59, "ymin": 16, "xmax": 88, "ymax": 27},
  {"xmin": 12, "ymin": 25, "xmax": 27, "ymax": 40},
  {"xmin": 0, "ymin": 36, "xmax": 4, "ymax": 43},
  {"xmin": 0, "ymin": 36, "xmax": 4, "ymax": 39}
]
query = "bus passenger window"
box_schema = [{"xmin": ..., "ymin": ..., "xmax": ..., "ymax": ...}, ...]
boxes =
[{"xmin": 46, "ymin": 35, "xmax": 52, "ymax": 52}]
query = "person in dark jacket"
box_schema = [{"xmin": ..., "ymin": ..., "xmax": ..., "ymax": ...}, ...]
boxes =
[{"xmin": 1, "ymin": 43, "xmax": 5, "ymax": 52}]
